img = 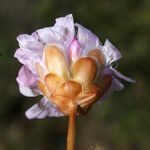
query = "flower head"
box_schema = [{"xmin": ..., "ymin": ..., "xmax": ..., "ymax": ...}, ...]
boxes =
[{"xmin": 14, "ymin": 14, "xmax": 134, "ymax": 119}]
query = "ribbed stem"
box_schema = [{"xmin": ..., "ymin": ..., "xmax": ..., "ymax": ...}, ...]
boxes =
[{"xmin": 67, "ymin": 104, "xmax": 77, "ymax": 150}]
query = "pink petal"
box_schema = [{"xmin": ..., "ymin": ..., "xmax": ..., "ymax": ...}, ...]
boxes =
[
  {"xmin": 14, "ymin": 48, "xmax": 42, "ymax": 74},
  {"xmin": 25, "ymin": 97, "xmax": 64, "ymax": 119},
  {"xmin": 36, "ymin": 27, "xmax": 60, "ymax": 44},
  {"xmin": 18, "ymin": 85, "xmax": 39, "ymax": 97},
  {"xmin": 36, "ymin": 26, "xmax": 72, "ymax": 50},
  {"xmin": 35, "ymin": 14, "xmax": 75, "ymax": 49},
  {"xmin": 16, "ymin": 65, "xmax": 39, "ymax": 97},
  {"xmin": 16, "ymin": 65, "xmax": 37, "ymax": 86},
  {"xmin": 54, "ymin": 14, "xmax": 75, "ymax": 48},
  {"xmin": 102, "ymin": 39, "xmax": 122, "ymax": 65},
  {"xmin": 110, "ymin": 68, "xmax": 135, "ymax": 83},
  {"xmin": 75, "ymin": 23, "xmax": 101, "ymax": 54},
  {"xmin": 17, "ymin": 34, "xmax": 44, "ymax": 51},
  {"xmin": 31, "ymin": 31, "xmax": 43, "ymax": 43},
  {"xmin": 54, "ymin": 14, "xmax": 74, "ymax": 36},
  {"xmin": 68, "ymin": 37, "xmax": 81, "ymax": 62}
]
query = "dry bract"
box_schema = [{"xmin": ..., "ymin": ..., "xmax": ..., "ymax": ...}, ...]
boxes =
[{"xmin": 38, "ymin": 45, "xmax": 111, "ymax": 116}]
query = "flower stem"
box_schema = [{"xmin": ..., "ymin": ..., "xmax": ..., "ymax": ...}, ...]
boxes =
[{"xmin": 67, "ymin": 104, "xmax": 77, "ymax": 150}]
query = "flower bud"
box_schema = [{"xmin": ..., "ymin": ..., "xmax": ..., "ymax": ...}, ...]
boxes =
[{"xmin": 68, "ymin": 37, "xmax": 81, "ymax": 63}]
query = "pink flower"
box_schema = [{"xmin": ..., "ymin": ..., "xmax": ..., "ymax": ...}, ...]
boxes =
[{"xmin": 14, "ymin": 14, "xmax": 135, "ymax": 119}]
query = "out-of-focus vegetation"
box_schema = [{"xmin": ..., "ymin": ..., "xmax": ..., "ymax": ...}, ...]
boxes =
[{"xmin": 0, "ymin": 0, "xmax": 149, "ymax": 150}]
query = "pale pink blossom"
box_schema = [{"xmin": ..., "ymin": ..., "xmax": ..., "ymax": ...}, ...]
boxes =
[{"xmin": 14, "ymin": 14, "xmax": 134, "ymax": 119}]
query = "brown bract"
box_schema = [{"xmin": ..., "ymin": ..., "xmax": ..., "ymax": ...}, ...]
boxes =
[{"xmin": 37, "ymin": 45, "xmax": 112, "ymax": 116}]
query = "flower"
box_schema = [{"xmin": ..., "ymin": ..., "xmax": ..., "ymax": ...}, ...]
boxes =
[{"xmin": 14, "ymin": 14, "xmax": 134, "ymax": 119}]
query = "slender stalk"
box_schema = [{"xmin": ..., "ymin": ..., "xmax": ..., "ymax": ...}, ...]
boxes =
[{"xmin": 67, "ymin": 104, "xmax": 77, "ymax": 150}]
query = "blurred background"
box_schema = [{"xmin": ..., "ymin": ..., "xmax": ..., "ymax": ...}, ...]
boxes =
[{"xmin": 0, "ymin": 0, "xmax": 149, "ymax": 150}]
